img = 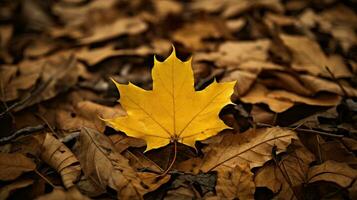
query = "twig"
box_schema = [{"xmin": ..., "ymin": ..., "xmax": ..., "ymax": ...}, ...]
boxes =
[
  {"xmin": 256, "ymin": 122, "xmax": 343, "ymax": 138},
  {"xmin": 34, "ymin": 169, "xmax": 57, "ymax": 188},
  {"xmin": 325, "ymin": 66, "xmax": 349, "ymax": 97},
  {"xmin": 0, "ymin": 124, "xmax": 45, "ymax": 144},
  {"xmin": 59, "ymin": 131, "xmax": 80, "ymax": 143},
  {"xmin": 160, "ymin": 141, "xmax": 177, "ymax": 177}
]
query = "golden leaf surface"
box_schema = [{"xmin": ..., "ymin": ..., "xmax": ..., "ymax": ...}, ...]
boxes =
[{"xmin": 104, "ymin": 49, "xmax": 235, "ymax": 151}]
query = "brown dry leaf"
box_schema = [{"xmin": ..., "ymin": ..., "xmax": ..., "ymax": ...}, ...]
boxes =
[
  {"xmin": 183, "ymin": 127, "xmax": 297, "ymax": 173},
  {"xmin": 79, "ymin": 17, "xmax": 147, "ymax": 45},
  {"xmin": 216, "ymin": 40, "xmax": 271, "ymax": 67},
  {"xmin": 76, "ymin": 45, "xmax": 153, "ymax": 66},
  {"xmin": 0, "ymin": 63, "xmax": 42, "ymax": 102},
  {"xmin": 55, "ymin": 100, "xmax": 126, "ymax": 133},
  {"xmin": 0, "ymin": 179, "xmax": 34, "ymax": 200},
  {"xmin": 122, "ymin": 150, "xmax": 163, "ymax": 173},
  {"xmin": 255, "ymin": 144, "xmax": 315, "ymax": 200},
  {"xmin": 35, "ymin": 188, "xmax": 90, "ymax": 200},
  {"xmin": 221, "ymin": 0, "xmax": 284, "ymax": 18},
  {"xmin": 0, "ymin": 25, "xmax": 13, "ymax": 63},
  {"xmin": 280, "ymin": 34, "xmax": 352, "ymax": 78},
  {"xmin": 76, "ymin": 127, "xmax": 169, "ymax": 199},
  {"xmin": 51, "ymin": 0, "xmax": 118, "ymax": 28},
  {"xmin": 299, "ymin": 74, "xmax": 357, "ymax": 97},
  {"xmin": 221, "ymin": 69, "xmax": 257, "ymax": 97},
  {"xmin": 307, "ymin": 160, "xmax": 357, "ymax": 188},
  {"xmin": 39, "ymin": 133, "xmax": 81, "ymax": 189},
  {"xmin": 268, "ymin": 90, "xmax": 341, "ymax": 107},
  {"xmin": 216, "ymin": 163, "xmax": 255, "ymax": 200},
  {"xmin": 164, "ymin": 186, "xmax": 196, "ymax": 200},
  {"xmin": 261, "ymin": 71, "xmax": 313, "ymax": 96},
  {"xmin": 173, "ymin": 20, "xmax": 223, "ymax": 50},
  {"xmin": 202, "ymin": 127, "xmax": 297, "ymax": 171},
  {"xmin": 0, "ymin": 152, "xmax": 36, "ymax": 181},
  {"xmin": 239, "ymin": 60, "xmax": 285, "ymax": 72},
  {"xmin": 318, "ymin": 140, "xmax": 357, "ymax": 168},
  {"xmin": 225, "ymin": 18, "xmax": 246, "ymax": 32},
  {"xmin": 153, "ymin": 0, "xmax": 183, "ymax": 18},
  {"xmin": 241, "ymin": 83, "xmax": 294, "ymax": 113},
  {"xmin": 1, "ymin": 52, "xmax": 85, "ymax": 112},
  {"xmin": 251, "ymin": 105, "xmax": 276, "ymax": 125},
  {"xmin": 23, "ymin": 37, "xmax": 59, "ymax": 59},
  {"xmin": 109, "ymin": 134, "xmax": 146, "ymax": 154}
]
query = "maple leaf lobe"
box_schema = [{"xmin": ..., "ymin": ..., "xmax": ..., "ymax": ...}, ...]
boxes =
[{"xmin": 104, "ymin": 48, "xmax": 235, "ymax": 151}]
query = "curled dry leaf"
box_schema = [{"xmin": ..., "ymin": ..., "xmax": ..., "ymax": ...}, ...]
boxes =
[
  {"xmin": 39, "ymin": 133, "xmax": 81, "ymax": 189},
  {"xmin": 76, "ymin": 127, "xmax": 169, "ymax": 199},
  {"xmin": 255, "ymin": 144, "xmax": 315, "ymax": 200},
  {"xmin": 0, "ymin": 152, "xmax": 36, "ymax": 181},
  {"xmin": 216, "ymin": 163, "xmax": 255, "ymax": 200},
  {"xmin": 307, "ymin": 160, "xmax": 357, "ymax": 188}
]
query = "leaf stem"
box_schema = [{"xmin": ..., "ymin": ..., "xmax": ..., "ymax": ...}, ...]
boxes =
[{"xmin": 160, "ymin": 141, "xmax": 177, "ymax": 177}]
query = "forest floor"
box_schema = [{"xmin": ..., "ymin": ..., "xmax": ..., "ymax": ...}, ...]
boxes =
[{"xmin": 0, "ymin": 0, "xmax": 357, "ymax": 199}]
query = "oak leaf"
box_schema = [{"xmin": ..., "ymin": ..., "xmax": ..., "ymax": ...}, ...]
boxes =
[{"xmin": 104, "ymin": 49, "xmax": 235, "ymax": 151}]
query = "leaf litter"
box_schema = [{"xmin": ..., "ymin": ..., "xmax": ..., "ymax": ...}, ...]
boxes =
[{"xmin": 0, "ymin": 0, "xmax": 357, "ymax": 199}]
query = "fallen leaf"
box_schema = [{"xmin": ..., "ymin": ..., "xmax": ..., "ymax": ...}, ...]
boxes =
[
  {"xmin": 241, "ymin": 83, "xmax": 294, "ymax": 113},
  {"xmin": 221, "ymin": 69, "xmax": 257, "ymax": 97},
  {"xmin": 280, "ymin": 34, "xmax": 352, "ymax": 78},
  {"xmin": 0, "ymin": 152, "xmax": 36, "ymax": 181},
  {"xmin": 39, "ymin": 133, "xmax": 81, "ymax": 188},
  {"xmin": 56, "ymin": 100, "xmax": 126, "ymax": 133},
  {"xmin": 1, "ymin": 52, "xmax": 85, "ymax": 112},
  {"xmin": 268, "ymin": 90, "xmax": 341, "ymax": 107},
  {"xmin": 212, "ymin": 127, "xmax": 296, "ymax": 170},
  {"xmin": 260, "ymin": 71, "xmax": 313, "ymax": 96},
  {"xmin": 221, "ymin": 0, "xmax": 284, "ymax": 18},
  {"xmin": 104, "ymin": 48, "xmax": 235, "ymax": 151},
  {"xmin": 109, "ymin": 133, "xmax": 146, "ymax": 154},
  {"xmin": 35, "ymin": 187, "xmax": 90, "ymax": 200},
  {"xmin": 216, "ymin": 40, "xmax": 271, "ymax": 67},
  {"xmin": 255, "ymin": 144, "xmax": 315, "ymax": 199},
  {"xmin": 164, "ymin": 186, "xmax": 196, "ymax": 200},
  {"xmin": 76, "ymin": 127, "xmax": 169, "ymax": 199},
  {"xmin": 173, "ymin": 20, "xmax": 223, "ymax": 50},
  {"xmin": 307, "ymin": 160, "xmax": 357, "ymax": 188},
  {"xmin": 216, "ymin": 163, "xmax": 255, "ymax": 200},
  {"xmin": 76, "ymin": 45, "xmax": 153, "ymax": 66},
  {"xmin": 180, "ymin": 127, "xmax": 297, "ymax": 173},
  {"xmin": 299, "ymin": 74, "xmax": 357, "ymax": 97},
  {"xmin": 153, "ymin": 0, "xmax": 183, "ymax": 18},
  {"xmin": 79, "ymin": 17, "xmax": 147, "ymax": 45},
  {"xmin": 0, "ymin": 179, "xmax": 34, "ymax": 200}
]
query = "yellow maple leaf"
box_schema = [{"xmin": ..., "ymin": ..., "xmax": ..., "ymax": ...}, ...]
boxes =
[{"xmin": 104, "ymin": 48, "xmax": 235, "ymax": 152}]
